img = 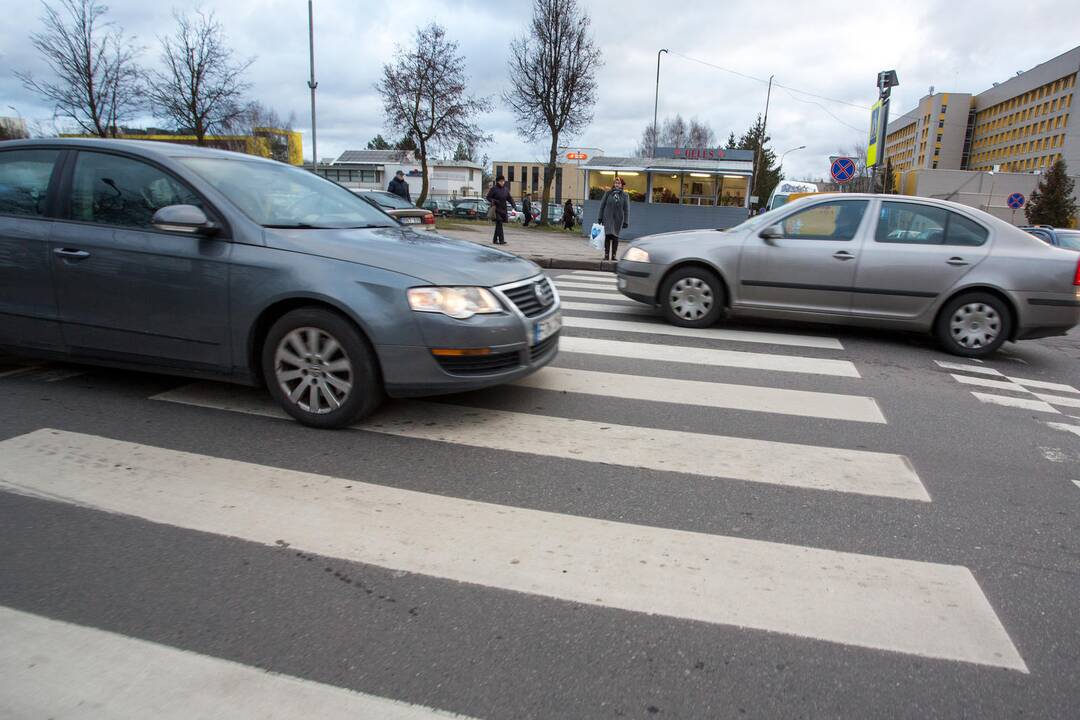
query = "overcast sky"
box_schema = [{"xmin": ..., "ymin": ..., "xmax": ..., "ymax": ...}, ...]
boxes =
[{"xmin": 2, "ymin": 0, "xmax": 1078, "ymax": 180}]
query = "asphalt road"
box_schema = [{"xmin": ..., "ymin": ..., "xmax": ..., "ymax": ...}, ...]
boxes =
[{"xmin": 1, "ymin": 269, "xmax": 1078, "ymax": 719}]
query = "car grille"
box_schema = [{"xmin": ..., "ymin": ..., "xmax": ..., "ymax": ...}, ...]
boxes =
[
  {"xmin": 501, "ymin": 277, "xmax": 556, "ymax": 318},
  {"xmin": 435, "ymin": 350, "xmax": 521, "ymax": 376},
  {"xmin": 530, "ymin": 332, "xmax": 559, "ymax": 361}
]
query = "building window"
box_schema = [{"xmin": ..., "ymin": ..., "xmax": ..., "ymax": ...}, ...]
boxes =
[
  {"xmin": 496, "ymin": 165, "xmax": 503, "ymax": 180},
  {"xmin": 469, "ymin": 169, "xmax": 474, "ymax": 182},
  {"xmin": 531, "ymin": 166, "xmax": 539, "ymax": 191},
  {"xmin": 507, "ymin": 166, "xmax": 515, "ymax": 183}
]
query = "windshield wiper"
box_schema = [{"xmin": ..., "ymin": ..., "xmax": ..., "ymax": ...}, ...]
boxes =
[{"xmin": 263, "ymin": 223, "xmax": 332, "ymax": 229}]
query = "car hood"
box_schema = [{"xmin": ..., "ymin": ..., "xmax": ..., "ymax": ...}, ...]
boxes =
[{"xmin": 263, "ymin": 226, "xmax": 539, "ymax": 286}]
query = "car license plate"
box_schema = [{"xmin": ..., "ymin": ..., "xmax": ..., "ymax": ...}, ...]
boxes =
[
  {"xmin": 401, "ymin": 216, "xmax": 421, "ymax": 224},
  {"xmin": 533, "ymin": 313, "xmax": 561, "ymax": 344}
]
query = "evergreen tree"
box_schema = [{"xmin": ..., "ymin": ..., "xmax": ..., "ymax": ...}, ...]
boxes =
[
  {"xmin": 1025, "ymin": 159, "xmax": 1078, "ymax": 227},
  {"xmin": 452, "ymin": 141, "xmax": 470, "ymax": 161},
  {"xmin": 366, "ymin": 134, "xmax": 391, "ymax": 150},
  {"xmin": 724, "ymin": 131, "xmax": 737, "ymax": 150},
  {"xmin": 394, "ymin": 134, "xmax": 417, "ymax": 152},
  {"xmin": 738, "ymin": 115, "xmax": 781, "ymax": 209}
]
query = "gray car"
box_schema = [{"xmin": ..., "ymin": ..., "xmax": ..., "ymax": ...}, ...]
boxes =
[
  {"xmin": 0, "ymin": 139, "xmax": 561, "ymax": 428},
  {"xmin": 616, "ymin": 194, "xmax": 1080, "ymax": 357}
]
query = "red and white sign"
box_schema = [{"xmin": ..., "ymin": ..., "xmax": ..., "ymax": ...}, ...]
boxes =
[
  {"xmin": 673, "ymin": 148, "xmax": 727, "ymax": 160},
  {"xmin": 566, "ymin": 152, "xmax": 589, "ymax": 160}
]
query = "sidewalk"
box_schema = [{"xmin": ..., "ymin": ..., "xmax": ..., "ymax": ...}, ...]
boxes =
[{"xmin": 437, "ymin": 223, "xmax": 616, "ymax": 270}]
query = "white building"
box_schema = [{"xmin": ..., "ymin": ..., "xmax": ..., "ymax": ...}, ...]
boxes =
[{"xmin": 316, "ymin": 150, "xmax": 484, "ymax": 200}]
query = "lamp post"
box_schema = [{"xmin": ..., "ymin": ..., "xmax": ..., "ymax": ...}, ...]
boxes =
[
  {"xmin": 749, "ymin": 75, "xmax": 774, "ymax": 212},
  {"xmin": 307, "ymin": 0, "xmax": 318, "ymax": 173},
  {"xmin": 652, "ymin": 49, "xmax": 668, "ymax": 158},
  {"xmin": 984, "ymin": 170, "xmax": 996, "ymax": 216},
  {"xmin": 779, "ymin": 145, "xmax": 806, "ymax": 168}
]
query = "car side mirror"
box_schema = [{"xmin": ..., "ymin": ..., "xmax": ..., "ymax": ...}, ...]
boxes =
[
  {"xmin": 759, "ymin": 224, "xmax": 784, "ymax": 244},
  {"xmin": 151, "ymin": 204, "xmax": 219, "ymax": 235}
]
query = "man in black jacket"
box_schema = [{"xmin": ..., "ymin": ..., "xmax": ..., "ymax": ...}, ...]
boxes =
[
  {"xmin": 388, "ymin": 171, "xmax": 411, "ymax": 203},
  {"xmin": 485, "ymin": 175, "xmax": 517, "ymax": 245}
]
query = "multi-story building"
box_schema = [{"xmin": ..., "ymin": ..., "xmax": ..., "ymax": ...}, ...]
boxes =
[
  {"xmin": 491, "ymin": 160, "xmax": 581, "ymax": 205},
  {"xmin": 885, "ymin": 45, "xmax": 1079, "ymax": 176}
]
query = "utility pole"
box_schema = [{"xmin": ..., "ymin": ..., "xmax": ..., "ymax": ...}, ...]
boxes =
[
  {"xmin": 750, "ymin": 75, "xmax": 773, "ymax": 212},
  {"xmin": 652, "ymin": 49, "xmax": 668, "ymax": 158},
  {"xmin": 307, "ymin": 0, "xmax": 318, "ymax": 172}
]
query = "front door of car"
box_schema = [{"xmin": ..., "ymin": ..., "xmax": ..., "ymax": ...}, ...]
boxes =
[
  {"xmin": 736, "ymin": 199, "xmax": 870, "ymax": 315},
  {"xmin": 851, "ymin": 201, "xmax": 991, "ymax": 319},
  {"xmin": 0, "ymin": 147, "xmax": 65, "ymax": 350},
  {"xmin": 50, "ymin": 150, "xmax": 232, "ymax": 370}
]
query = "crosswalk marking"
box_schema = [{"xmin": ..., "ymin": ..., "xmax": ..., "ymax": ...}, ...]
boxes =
[
  {"xmin": 554, "ymin": 281, "xmax": 619, "ymax": 292},
  {"xmin": 151, "ymin": 385, "xmax": 922, "ymax": 499},
  {"xmin": 555, "ymin": 290, "xmax": 640, "ymax": 304},
  {"xmin": 513, "ymin": 367, "xmax": 886, "ymax": 423},
  {"xmin": 560, "ymin": 300, "xmax": 656, "ymax": 316},
  {"xmin": 1047, "ymin": 421, "xmax": 1080, "ymax": 438},
  {"xmin": 0, "ymin": 429, "xmax": 1024, "ymax": 671},
  {"xmin": 565, "ymin": 272, "xmax": 616, "ymax": 283},
  {"xmin": 934, "ymin": 361, "xmax": 1003, "ymax": 376},
  {"xmin": 0, "ymin": 606, "xmax": 473, "ymax": 719},
  {"xmin": 971, "ymin": 392, "xmax": 1060, "ymax": 414},
  {"xmin": 1006, "ymin": 377, "xmax": 1080, "ymax": 394},
  {"xmin": 563, "ymin": 270, "xmax": 615, "ymax": 279},
  {"xmin": 1032, "ymin": 392, "xmax": 1080, "ymax": 408},
  {"xmin": 563, "ymin": 316, "xmax": 844, "ymax": 350},
  {"xmin": 950, "ymin": 374, "xmax": 1031, "ymax": 393},
  {"xmin": 559, "ymin": 336, "xmax": 861, "ymax": 378},
  {"xmin": 0, "ymin": 364, "xmax": 42, "ymax": 379}
]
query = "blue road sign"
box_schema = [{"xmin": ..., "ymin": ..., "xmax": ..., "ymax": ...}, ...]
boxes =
[
  {"xmin": 1007, "ymin": 192, "xmax": 1025, "ymax": 210},
  {"xmin": 831, "ymin": 157, "xmax": 857, "ymax": 184}
]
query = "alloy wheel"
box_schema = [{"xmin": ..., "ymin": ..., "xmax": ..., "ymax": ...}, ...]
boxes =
[{"xmin": 274, "ymin": 327, "xmax": 354, "ymax": 415}]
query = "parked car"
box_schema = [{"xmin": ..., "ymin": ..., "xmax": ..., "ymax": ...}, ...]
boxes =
[
  {"xmin": 453, "ymin": 199, "xmax": 490, "ymax": 220},
  {"xmin": 423, "ymin": 199, "xmax": 454, "ymax": 217},
  {"xmin": 352, "ymin": 189, "xmax": 435, "ymax": 230},
  {"xmin": 0, "ymin": 139, "xmax": 561, "ymax": 427},
  {"xmin": 616, "ymin": 194, "xmax": 1080, "ymax": 357},
  {"xmin": 1023, "ymin": 225, "xmax": 1080, "ymax": 251}
]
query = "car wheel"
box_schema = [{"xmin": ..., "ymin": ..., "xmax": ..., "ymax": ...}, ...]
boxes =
[
  {"xmin": 659, "ymin": 266, "xmax": 724, "ymax": 328},
  {"xmin": 261, "ymin": 308, "xmax": 383, "ymax": 429},
  {"xmin": 935, "ymin": 292, "xmax": 1011, "ymax": 357}
]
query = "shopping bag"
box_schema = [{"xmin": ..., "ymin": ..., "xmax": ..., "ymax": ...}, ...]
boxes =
[{"xmin": 589, "ymin": 223, "xmax": 604, "ymax": 250}]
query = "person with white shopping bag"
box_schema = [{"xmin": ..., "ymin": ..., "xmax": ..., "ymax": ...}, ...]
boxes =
[{"xmin": 596, "ymin": 176, "xmax": 630, "ymax": 261}]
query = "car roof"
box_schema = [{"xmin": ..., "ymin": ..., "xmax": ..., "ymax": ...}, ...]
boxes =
[{"xmin": 0, "ymin": 137, "xmax": 282, "ymax": 165}]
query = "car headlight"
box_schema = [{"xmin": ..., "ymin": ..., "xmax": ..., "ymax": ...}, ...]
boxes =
[
  {"xmin": 407, "ymin": 287, "xmax": 502, "ymax": 319},
  {"xmin": 623, "ymin": 247, "xmax": 650, "ymax": 263}
]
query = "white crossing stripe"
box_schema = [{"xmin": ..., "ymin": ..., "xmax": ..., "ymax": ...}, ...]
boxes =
[
  {"xmin": 513, "ymin": 367, "xmax": 886, "ymax": 424},
  {"xmin": 557, "ymin": 290, "xmax": 640, "ymax": 304},
  {"xmin": 564, "ymin": 316, "xmax": 843, "ymax": 350},
  {"xmin": 0, "ymin": 430, "xmax": 1025, "ymax": 671},
  {"xmin": 1006, "ymin": 377, "xmax": 1080, "ymax": 394},
  {"xmin": 950, "ymin": 374, "xmax": 1032, "ymax": 393},
  {"xmin": 1032, "ymin": 392, "xmax": 1080, "ymax": 408},
  {"xmin": 1046, "ymin": 421, "xmax": 1080, "ymax": 438},
  {"xmin": 151, "ymin": 384, "xmax": 921, "ymax": 499},
  {"xmin": 40, "ymin": 369, "xmax": 87, "ymax": 383},
  {"xmin": 934, "ymin": 361, "xmax": 1003, "ymax": 376},
  {"xmin": 971, "ymin": 392, "xmax": 1060, "ymax": 414},
  {"xmin": 1073, "ymin": 481, "xmax": 1080, "ymax": 490},
  {"xmin": 554, "ymin": 281, "xmax": 619, "ymax": 291},
  {"xmin": 560, "ymin": 301, "xmax": 657, "ymax": 316},
  {"xmin": 0, "ymin": 606, "xmax": 473, "ymax": 719},
  {"xmin": 0, "ymin": 364, "xmax": 42, "ymax": 379},
  {"xmin": 565, "ymin": 272, "xmax": 616, "ymax": 283},
  {"xmin": 560, "ymin": 336, "xmax": 861, "ymax": 378},
  {"xmin": 561, "ymin": 270, "xmax": 615, "ymax": 279}
]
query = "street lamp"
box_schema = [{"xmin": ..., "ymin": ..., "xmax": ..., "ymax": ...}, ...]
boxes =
[
  {"xmin": 779, "ymin": 145, "xmax": 807, "ymax": 168},
  {"xmin": 984, "ymin": 170, "xmax": 996, "ymax": 215},
  {"xmin": 652, "ymin": 49, "xmax": 668, "ymax": 158},
  {"xmin": 307, "ymin": 0, "xmax": 318, "ymax": 172}
]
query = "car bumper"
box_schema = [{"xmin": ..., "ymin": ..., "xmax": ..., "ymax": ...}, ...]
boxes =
[
  {"xmin": 1013, "ymin": 290, "xmax": 1080, "ymax": 340},
  {"xmin": 615, "ymin": 260, "xmax": 662, "ymax": 305},
  {"xmin": 379, "ymin": 280, "xmax": 561, "ymax": 397}
]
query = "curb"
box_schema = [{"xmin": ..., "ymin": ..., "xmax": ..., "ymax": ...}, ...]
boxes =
[{"xmin": 525, "ymin": 256, "xmax": 617, "ymax": 272}]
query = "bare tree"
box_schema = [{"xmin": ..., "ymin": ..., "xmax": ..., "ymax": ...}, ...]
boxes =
[
  {"xmin": 376, "ymin": 23, "xmax": 490, "ymax": 206},
  {"xmin": 16, "ymin": 0, "xmax": 141, "ymax": 137},
  {"xmin": 223, "ymin": 101, "xmax": 295, "ymax": 135},
  {"xmin": 145, "ymin": 9, "xmax": 253, "ymax": 145},
  {"xmin": 634, "ymin": 122, "xmax": 658, "ymax": 157},
  {"xmin": 636, "ymin": 116, "xmax": 715, "ymax": 156},
  {"xmin": 688, "ymin": 118, "xmax": 716, "ymax": 148},
  {"xmin": 504, "ymin": 0, "xmax": 602, "ymax": 224},
  {"xmin": 660, "ymin": 115, "xmax": 688, "ymax": 148}
]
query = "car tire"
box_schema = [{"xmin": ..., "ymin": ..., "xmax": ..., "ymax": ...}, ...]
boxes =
[
  {"xmin": 261, "ymin": 307, "xmax": 383, "ymax": 429},
  {"xmin": 659, "ymin": 266, "xmax": 724, "ymax": 328},
  {"xmin": 935, "ymin": 292, "xmax": 1011, "ymax": 357}
]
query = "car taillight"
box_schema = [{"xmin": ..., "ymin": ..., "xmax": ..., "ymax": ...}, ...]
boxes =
[
  {"xmin": 1074, "ymin": 257, "xmax": 1080, "ymax": 286},
  {"xmin": 422, "ymin": 212, "xmax": 435, "ymax": 225}
]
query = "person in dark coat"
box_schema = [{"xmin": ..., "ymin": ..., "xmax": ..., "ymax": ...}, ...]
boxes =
[
  {"xmin": 485, "ymin": 175, "xmax": 517, "ymax": 245},
  {"xmin": 388, "ymin": 171, "xmax": 411, "ymax": 202},
  {"xmin": 563, "ymin": 199, "xmax": 575, "ymax": 230},
  {"xmin": 597, "ymin": 177, "xmax": 630, "ymax": 260},
  {"xmin": 522, "ymin": 193, "xmax": 532, "ymax": 227}
]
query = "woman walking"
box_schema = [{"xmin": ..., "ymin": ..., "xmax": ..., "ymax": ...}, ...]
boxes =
[
  {"xmin": 485, "ymin": 175, "xmax": 516, "ymax": 245},
  {"xmin": 563, "ymin": 198, "xmax": 575, "ymax": 230},
  {"xmin": 597, "ymin": 177, "xmax": 630, "ymax": 260}
]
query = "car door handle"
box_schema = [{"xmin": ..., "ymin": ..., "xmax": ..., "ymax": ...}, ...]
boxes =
[
  {"xmin": 832, "ymin": 251, "xmax": 855, "ymax": 260},
  {"xmin": 53, "ymin": 248, "xmax": 91, "ymax": 260},
  {"xmin": 946, "ymin": 257, "xmax": 969, "ymax": 266}
]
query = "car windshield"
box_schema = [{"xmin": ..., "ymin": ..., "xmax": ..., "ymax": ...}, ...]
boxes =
[
  {"xmin": 1056, "ymin": 230, "xmax": 1080, "ymax": 250},
  {"xmin": 179, "ymin": 158, "xmax": 397, "ymax": 229},
  {"xmin": 365, "ymin": 191, "xmax": 416, "ymax": 210}
]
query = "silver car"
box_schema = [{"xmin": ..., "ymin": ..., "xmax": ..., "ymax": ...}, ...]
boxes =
[{"xmin": 616, "ymin": 194, "xmax": 1080, "ymax": 357}]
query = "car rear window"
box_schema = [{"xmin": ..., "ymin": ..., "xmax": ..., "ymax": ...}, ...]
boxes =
[{"xmin": 1056, "ymin": 231, "xmax": 1080, "ymax": 251}]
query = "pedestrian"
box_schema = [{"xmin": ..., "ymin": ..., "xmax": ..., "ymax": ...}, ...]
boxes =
[
  {"xmin": 522, "ymin": 193, "xmax": 532, "ymax": 227},
  {"xmin": 596, "ymin": 177, "xmax": 629, "ymax": 261},
  {"xmin": 388, "ymin": 170, "xmax": 411, "ymax": 203},
  {"xmin": 563, "ymin": 199, "xmax": 575, "ymax": 230},
  {"xmin": 485, "ymin": 175, "xmax": 517, "ymax": 245}
]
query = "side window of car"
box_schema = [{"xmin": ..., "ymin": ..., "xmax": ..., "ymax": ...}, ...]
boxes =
[
  {"xmin": 0, "ymin": 149, "xmax": 60, "ymax": 217},
  {"xmin": 945, "ymin": 212, "xmax": 989, "ymax": 246},
  {"xmin": 70, "ymin": 152, "xmax": 203, "ymax": 229},
  {"xmin": 778, "ymin": 200, "xmax": 868, "ymax": 241},
  {"xmin": 875, "ymin": 202, "xmax": 948, "ymax": 244}
]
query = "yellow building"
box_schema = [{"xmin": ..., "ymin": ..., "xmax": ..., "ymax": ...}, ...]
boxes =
[
  {"xmin": 492, "ymin": 157, "xmax": 591, "ymax": 204},
  {"xmin": 62, "ymin": 127, "xmax": 304, "ymax": 165}
]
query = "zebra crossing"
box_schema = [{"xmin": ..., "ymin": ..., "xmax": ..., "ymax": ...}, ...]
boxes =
[{"xmin": 0, "ymin": 268, "xmax": 1036, "ymax": 715}]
